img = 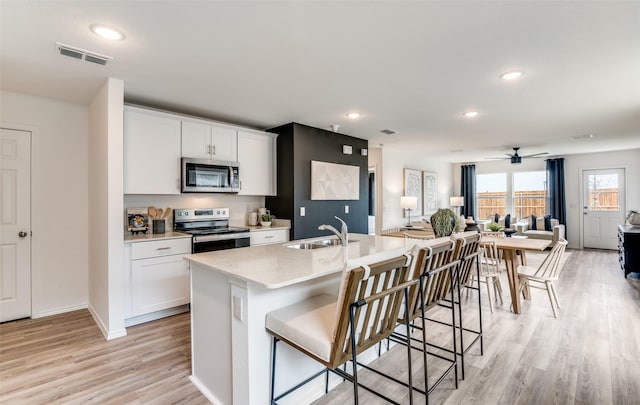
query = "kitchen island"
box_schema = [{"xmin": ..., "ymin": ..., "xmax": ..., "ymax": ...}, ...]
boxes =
[{"xmin": 184, "ymin": 233, "xmax": 431, "ymax": 405}]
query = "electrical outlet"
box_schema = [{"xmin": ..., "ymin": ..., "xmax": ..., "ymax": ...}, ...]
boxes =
[
  {"xmin": 300, "ymin": 207, "xmax": 306, "ymax": 216},
  {"xmin": 345, "ymin": 205, "xmax": 349, "ymax": 214},
  {"xmin": 232, "ymin": 296, "xmax": 243, "ymax": 321}
]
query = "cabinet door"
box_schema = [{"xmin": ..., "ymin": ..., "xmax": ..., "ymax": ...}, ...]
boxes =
[
  {"xmin": 131, "ymin": 254, "xmax": 190, "ymax": 317},
  {"xmin": 237, "ymin": 131, "xmax": 276, "ymax": 196},
  {"xmin": 124, "ymin": 107, "xmax": 181, "ymax": 194},
  {"xmin": 181, "ymin": 120, "xmax": 212, "ymax": 159},
  {"xmin": 210, "ymin": 124, "xmax": 238, "ymax": 162}
]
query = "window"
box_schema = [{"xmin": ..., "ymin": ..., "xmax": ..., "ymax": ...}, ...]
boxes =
[
  {"xmin": 477, "ymin": 173, "xmax": 506, "ymax": 219},
  {"xmin": 513, "ymin": 171, "xmax": 546, "ymax": 218},
  {"xmin": 587, "ymin": 173, "xmax": 619, "ymax": 211}
]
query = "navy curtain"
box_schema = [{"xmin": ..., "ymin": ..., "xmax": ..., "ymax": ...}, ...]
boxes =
[
  {"xmin": 546, "ymin": 158, "xmax": 566, "ymax": 226},
  {"xmin": 460, "ymin": 164, "xmax": 476, "ymax": 219}
]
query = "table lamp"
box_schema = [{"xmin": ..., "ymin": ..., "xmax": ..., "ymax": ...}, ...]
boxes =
[
  {"xmin": 401, "ymin": 196, "xmax": 418, "ymax": 227},
  {"xmin": 450, "ymin": 196, "xmax": 464, "ymax": 216}
]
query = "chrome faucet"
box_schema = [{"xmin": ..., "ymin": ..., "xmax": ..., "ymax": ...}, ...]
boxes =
[{"xmin": 318, "ymin": 216, "xmax": 349, "ymax": 246}]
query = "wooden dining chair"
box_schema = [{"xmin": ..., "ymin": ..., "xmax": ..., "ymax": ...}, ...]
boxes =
[
  {"xmin": 266, "ymin": 253, "xmax": 418, "ymax": 404},
  {"xmin": 517, "ymin": 239, "xmax": 568, "ymax": 318},
  {"xmin": 403, "ymin": 231, "xmax": 435, "ymax": 240},
  {"xmin": 471, "ymin": 240, "xmax": 504, "ymax": 313}
]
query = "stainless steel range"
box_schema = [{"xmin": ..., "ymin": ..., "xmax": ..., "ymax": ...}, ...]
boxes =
[{"xmin": 174, "ymin": 208, "xmax": 250, "ymax": 253}]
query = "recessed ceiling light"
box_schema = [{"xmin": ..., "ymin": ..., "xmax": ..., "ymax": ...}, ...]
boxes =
[
  {"xmin": 463, "ymin": 111, "xmax": 479, "ymax": 118},
  {"xmin": 90, "ymin": 24, "xmax": 125, "ymax": 41},
  {"xmin": 346, "ymin": 112, "xmax": 361, "ymax": 119},
  {"xmin": 500, "ymin": 71, "xmax": 524, "ymax": 80}
]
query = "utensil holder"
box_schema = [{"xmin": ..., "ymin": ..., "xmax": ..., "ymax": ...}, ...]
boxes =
[{"xmin": 153, "ymin": 219, "xmax": 166, "ymax": 234}]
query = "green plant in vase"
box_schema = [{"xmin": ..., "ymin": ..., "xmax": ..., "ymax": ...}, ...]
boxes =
[
  {"xmin": 261, "ymin": 213, "xmax": 275, "ymax": 227},
  {"xmin": 487, "ymin": 222, "xmax": 503, "ymax": 232},
  {"xmin": 430, "ymin": 208, "xmax": 461, "ymax": 237}
]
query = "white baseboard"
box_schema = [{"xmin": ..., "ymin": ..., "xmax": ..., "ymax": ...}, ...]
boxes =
[
  {"xmin": 124, "ymin": 305, "xmax": 190, "ymax": 328},
  {"xmin": 87, "ymin": 304, "xmax": 127, "ymax": 340},
  {"xmin": 190, "ymin": 375, "xmax": 227, "ymax": 405},
  {"xmin": 32, "ymin": 302, "xmax": 88, "ymax": 318}
]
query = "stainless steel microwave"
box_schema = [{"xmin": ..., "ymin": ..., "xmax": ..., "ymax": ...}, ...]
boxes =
[{"xmin": 181, "ymin": 158, "xmax": 240, "ymax": 193}]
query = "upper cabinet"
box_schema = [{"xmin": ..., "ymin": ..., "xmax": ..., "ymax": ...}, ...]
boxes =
[
  {"xmin": 182, "ymin": 119, "xmax": 237, "ymax": 162},
  {"xmin": 237, "ymin": 130, "xmax": 277, "ymax": 196},
  {"xmin": 124, "ymin": 106, "xmax": 181, "ymax": 194}
]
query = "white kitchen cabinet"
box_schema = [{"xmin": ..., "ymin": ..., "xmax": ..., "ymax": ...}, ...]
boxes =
[
  {"xmin": 182, "ymin": 119, "xmax": 237, "ymax": 162},
  {"xmin": 237, "ymin": 130, "xmax": 277, "ymax": 196},
  {"xmin": 124, "ymin": 106, "xmax": 181, "ymax": 194},
  {"xmin": 125, "ymin": 238, "xmax": 191, "ymax": 323},
  {"xmin": 250, "ymin": 228, "xmax": 289, "ymax": 246}
]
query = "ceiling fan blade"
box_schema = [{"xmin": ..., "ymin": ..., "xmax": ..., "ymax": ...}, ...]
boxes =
[
  {"xmin": 521, "ymin": 152, "xmax": 549, "ymax": 158},
  {"xmin": 484, "ymin": 156, "xmax": 510, "ymax": 160}
]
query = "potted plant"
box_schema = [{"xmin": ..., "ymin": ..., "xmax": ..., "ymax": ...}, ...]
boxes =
[
  {"xmin": 487, "ymin": 222, "xmax": 503, "ymax": 232},
  {"xmin": 430, "ymin": 208, "xmax": 461, "ymax": 237},
  {"xmin": 627, "ymin": 210, "xmax": 640, "ymax": 226},
  {"xmin": 261, "ymin": 213, "xmax": 275, "ymax": 227}
]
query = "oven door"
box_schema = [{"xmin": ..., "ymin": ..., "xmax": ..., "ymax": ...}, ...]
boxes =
[
  {"xmin": 192, "ymin": 233, "xmax": 250, "ymax": 253},
  {"xmin": 182, "ymin": 158, "xmax": 239, "ymax": 193}
]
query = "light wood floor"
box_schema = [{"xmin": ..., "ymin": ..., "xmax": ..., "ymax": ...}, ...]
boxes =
[{"xmin": 1, "ymin": 249, "xmax": 639, "ymax": 404}]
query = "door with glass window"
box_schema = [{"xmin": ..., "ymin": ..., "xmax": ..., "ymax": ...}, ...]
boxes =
[{"xmin": 583, "ymin": 168, "xmax": 625, "ymax": 250}]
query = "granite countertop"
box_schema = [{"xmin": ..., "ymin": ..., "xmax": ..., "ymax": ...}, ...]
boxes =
[
  {"xmin": 246, "ymin": 225, "xmax": 290, "ymax": 232},
  {"xmin": 123, "ymin": 231, "xmax": 191, "ymax": 243},
  {"xmin": 184, "ymin": 233, "xmax": 449, "ymax": 289}
]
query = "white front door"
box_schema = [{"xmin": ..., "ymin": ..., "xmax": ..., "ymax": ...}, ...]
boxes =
[
  {"xmin": 0, "ymin": 128, "xmax": 32, "ymax": 322},
  {"xmin": 583, "ymin": 168, "xmax": 625, "ymax": 250}
]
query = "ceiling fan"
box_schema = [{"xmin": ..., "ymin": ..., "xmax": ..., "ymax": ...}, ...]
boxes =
[{"xmin": 486, "ymin": 147, "xmax": 549, "ymax": 164}]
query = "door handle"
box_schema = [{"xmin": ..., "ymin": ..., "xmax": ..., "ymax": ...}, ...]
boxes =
[{"xmin": 18, "ymin": 231, "xmax": 28, "ymax": 238}]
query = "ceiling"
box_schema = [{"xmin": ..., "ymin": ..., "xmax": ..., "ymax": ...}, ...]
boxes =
[{"xmin": 2, "ymin": 1, "xmax": 639, "ymax": 163}]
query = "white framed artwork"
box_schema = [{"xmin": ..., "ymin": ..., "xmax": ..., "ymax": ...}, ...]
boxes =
[
  {"xmin": 403, "ymin": 168, "xmax": 423, "ymax": 216},
  {"xmin": 311, "ymin": 161, "xmax": 360, "ymax": 200},
  {"xmin": 423, "ymin": 171, "xmax": 438, "ymax": 215}
]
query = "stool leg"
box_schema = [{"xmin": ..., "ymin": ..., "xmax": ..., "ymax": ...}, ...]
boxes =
[
  {"xmin": 270, "ymin": 337, "xmax": 278, "ymax": 404},
  {"xmin": 349, "ymin": 306, "xmax": 359, "ymax": 404},
  {"xmin": 403, "ymin": 287, "xmax": 414, "ymax": 405}
]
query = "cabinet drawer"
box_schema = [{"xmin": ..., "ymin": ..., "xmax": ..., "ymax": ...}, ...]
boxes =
[
  {"xmin": 131, "ymin": 238, "xmax": 191, "ymax": 260},
  {"xmin": 250, "ymin": 229, "xmax": 288, "ymax": 246}
]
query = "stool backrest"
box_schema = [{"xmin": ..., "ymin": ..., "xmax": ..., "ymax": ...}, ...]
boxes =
[
  {"xmin": 331, "ymin": 255, "xmax": 413, "ymax": 368},
  {"xmin": 452, "ymin": 231, "xmax": 482, "ymax": 286},
  {"xmin": 403, "ymin": 239, "xmax": 457, "ymax": 322}
]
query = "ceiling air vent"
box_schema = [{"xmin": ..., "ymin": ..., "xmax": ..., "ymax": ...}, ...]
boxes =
[
  {"xmin": 56, "ymin": 42, "xmax": 113, "ymax": 66},
  {"xmin": 380, "ymin": 129, "xmax": 398, "ymax": 135}
]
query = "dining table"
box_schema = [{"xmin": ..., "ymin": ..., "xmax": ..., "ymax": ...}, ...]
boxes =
[{"xmin": 480, "ymin": 236, "xmax": 551, "ymax": 314}]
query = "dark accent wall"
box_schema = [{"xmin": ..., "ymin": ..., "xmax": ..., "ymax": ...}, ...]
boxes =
[{"xmin": 266, "ymin": 123, "xmax": 369, "ymax": 240}]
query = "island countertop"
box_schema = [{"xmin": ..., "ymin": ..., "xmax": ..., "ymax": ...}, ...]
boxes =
[{"xmin": 183, "ymin": 233, "xmax": 441, "ymax": 289}]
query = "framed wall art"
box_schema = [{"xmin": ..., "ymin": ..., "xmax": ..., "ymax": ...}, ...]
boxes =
[
  {"xmin": 423, "ymin": 171, "xmax": 438, "ymax": 215},
  {"xmin": 311, "ymin": 160, "xmax": 360, "ymax": 200},
  {"xmin": 403, "ymin": 168, "xmax": 423, "ymax": 216}
]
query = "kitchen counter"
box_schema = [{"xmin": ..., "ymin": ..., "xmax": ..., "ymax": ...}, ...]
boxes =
[
  {"xmin": 186, "ymin": 233, "xmax": 443, "ymax": 405},
  {"xmin": 246, "ymin": 224, "xmax": 290, "ymax": 232},
  {"xmin": 184, "ymin": 233, "xmax": 419, "ymax": 289},
  {"xmin": 123, "ymin": 231, "xmax": 191, "ymax": 243}
]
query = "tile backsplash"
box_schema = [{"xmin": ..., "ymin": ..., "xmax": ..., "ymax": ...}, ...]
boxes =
[{"xmin": 124, "ymin": 194, "xmax": 266, "ymax": 231}]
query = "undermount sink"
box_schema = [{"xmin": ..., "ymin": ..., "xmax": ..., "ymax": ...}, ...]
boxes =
[{"xmin": 285, "ymin": 238, "xmax": 357, "ymax": 250}]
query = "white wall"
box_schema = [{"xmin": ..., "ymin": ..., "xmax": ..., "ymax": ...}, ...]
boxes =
[
  {"xmin": 564, "ymin": 149, "xmax": 640, "ymax": 248},
  {"xmin": 0, "ymin": 90, "xmax": 89, "ymax": 317},
  {"xmin": 88, "ymin": 78, "xmax": 125, "ymax": 339},
  {"xmin": 453, "ymin": 148, "xmax": 640, "ymax": 249},
  {"xmin": 377, "ymin": 146, "xmax": 453, "ymax": 231}
]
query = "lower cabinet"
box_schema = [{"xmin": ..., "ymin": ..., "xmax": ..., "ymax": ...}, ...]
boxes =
[
  {"xmin": 125, "ymin": 238, "xmax": 191, "ymax": 325},
  {"xmin": 250, "ymin": 228, "xmax": 289, "ymax": 246}
]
